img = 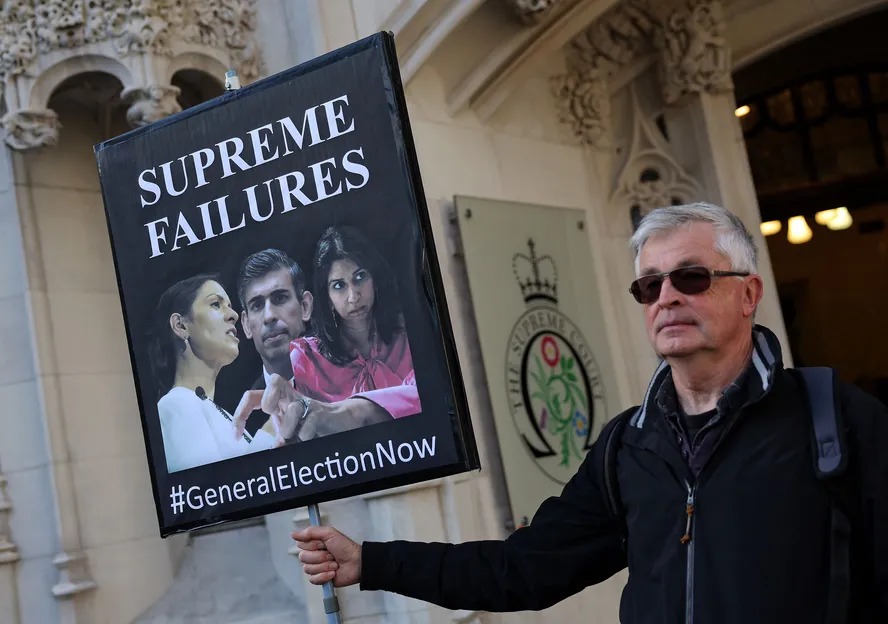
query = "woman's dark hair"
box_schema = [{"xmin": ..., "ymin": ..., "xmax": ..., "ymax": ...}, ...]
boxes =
[
  {"xmin": 311, "ymin": 225, "xmax": 401, "ymax": 365},
  {"xmin": 147, "ymin": 273, "xmax": 222, "ymax": 399}
]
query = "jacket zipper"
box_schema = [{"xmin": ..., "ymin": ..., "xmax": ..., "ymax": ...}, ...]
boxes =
[
  {"xmin": 677, "ymin": 398, "xmax": 758, "ymax": 623},
  {"xmin": 682, "ymin": 481, "xmax": 697, "ymax": 624}
]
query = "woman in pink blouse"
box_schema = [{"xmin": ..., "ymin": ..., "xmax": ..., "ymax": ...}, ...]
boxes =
[{"xmin": 289, "ymin": 225, "xmax": 422, "ymax": 420}]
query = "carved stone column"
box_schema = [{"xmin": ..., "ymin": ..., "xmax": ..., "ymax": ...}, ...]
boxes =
[
  {"xmin": 0, "ymin": 3, "xmax": 263, "ymax": 619},
  {"xmin": 653, "ymin": 0, "xmax": 791, "ymax": 356}
]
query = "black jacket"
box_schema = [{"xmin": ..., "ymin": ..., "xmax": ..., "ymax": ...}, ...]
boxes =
[{"xmin": 360, "ymin": 327, "xmax": 888, "ymax": 622}]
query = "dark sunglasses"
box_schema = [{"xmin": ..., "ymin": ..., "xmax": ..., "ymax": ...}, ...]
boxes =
[{"xmin": 629, "ymin": 266, "xmax": 750, "ymax": 304}]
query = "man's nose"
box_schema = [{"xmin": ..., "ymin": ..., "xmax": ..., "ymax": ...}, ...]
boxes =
[
  {"xmin": 656, "ymin": 277, "xmax": 683, "ymax": 307},
  {"xmin": 262, "ymin": 300, "xmax": 278, "ymax": 322}
]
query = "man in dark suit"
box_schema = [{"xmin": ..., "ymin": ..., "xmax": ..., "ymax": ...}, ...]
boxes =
[{"xmin": 237, "ymin": 249, "xmax": 314, "ymax": 436}]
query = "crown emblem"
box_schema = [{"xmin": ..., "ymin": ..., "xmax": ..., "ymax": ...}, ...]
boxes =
[{"xmin": 512, "ymin": 238, "xmax": 558, "ymax": 305}]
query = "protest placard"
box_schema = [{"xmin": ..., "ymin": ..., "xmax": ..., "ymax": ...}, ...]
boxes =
[{"xmin": 95, "ymin": 32, "xmax": 479, "ymax": 536}]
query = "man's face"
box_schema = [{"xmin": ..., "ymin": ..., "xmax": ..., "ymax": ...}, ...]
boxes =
[
  {"xmin": 637, "ymin": 222, "xmax": 762, "ymax": 360},
  {"xmin": 241, "ymin": 268, "xmax": 313, "ymax": 371}
]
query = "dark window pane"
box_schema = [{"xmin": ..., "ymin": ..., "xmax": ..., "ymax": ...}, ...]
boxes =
[
  {"xmin": 746, "ymin": 128, "xmax": 809, "ymax": 193},
  {"xmin": 767, "ymin": 89, "xmax": 795, "ymax": 126},
  {"xmin": 800, "ymin": 80, "xmax": 828, "ymax": 120},
  {"xmin": 810, "ymin": 117, "xmax": 876, "ymax": 181},
  {"xmin": 878, "ymin": 114, "xmax": 888, "ymax": 154},
  {"xmin": 834, "ymin": 75, "xmax": 863, "ymax": 109},
  {"xmin": 869, "ymin": 72, "xmax": 888, "ymax": 104}
]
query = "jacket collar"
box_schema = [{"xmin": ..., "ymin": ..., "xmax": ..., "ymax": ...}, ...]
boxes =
[{"xmin": 629, "ymin": 324, "xmax": 784, "ymax": 430}]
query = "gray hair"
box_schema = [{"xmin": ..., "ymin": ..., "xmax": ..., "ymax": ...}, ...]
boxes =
[{"xmin": 629, "ymin": 202, "xmax": 758, "ymax": 276}]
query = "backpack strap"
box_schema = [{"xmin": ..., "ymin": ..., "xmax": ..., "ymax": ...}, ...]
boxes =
[
  {"xmin": 793, "ymin": 367, "xmax": 852, "ymax": 624},
  {"xmin": 797, "ymin": 367, "xmax": 848, "ymax": 477},
  {"xmin": 602, "ymin": 408, "xmax": 635, "ymax": 552}
]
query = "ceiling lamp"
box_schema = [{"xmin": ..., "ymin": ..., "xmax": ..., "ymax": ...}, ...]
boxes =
[
  {"xmin": 735, "ymin": 105, "xmax": 751, "ymax": 117},
  {"xmin": 787, "ymin": 216, "xmax": 813, "ymax": 244},
  {"xmin": 814, "ymin": 209, "xmax": 838, "ymax": 225},
  {"xmin": 826, "ymin": 206, "xmax": 853, "ymax": 230},
  {"xmin": 760, "ymin": 220, "xmax": 782, "ymax": 236}
]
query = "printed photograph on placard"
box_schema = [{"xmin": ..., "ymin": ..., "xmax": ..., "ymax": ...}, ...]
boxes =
[
  {"xmin": 94, "ymin": 32, "xmax": 477, "ymax": 536},
  {"xmin": 151, "ymin": 223, "xmax": 421, "ymax": 475}
]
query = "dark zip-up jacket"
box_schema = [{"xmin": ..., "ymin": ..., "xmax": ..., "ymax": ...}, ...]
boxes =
[{"xmin": 360, "ymin": 326, "xmax": 888, "ymax": 622}]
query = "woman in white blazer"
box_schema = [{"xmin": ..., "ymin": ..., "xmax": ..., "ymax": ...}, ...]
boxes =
[{"xmin": 149, "ymin": 273, "xmax": 275, "ymax": 473}]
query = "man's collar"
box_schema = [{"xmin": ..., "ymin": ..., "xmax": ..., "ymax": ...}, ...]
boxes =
[
  {"xmin": 263, "ymin": 365, "xmax": 294, "ymax": 386},
  {"xmin": 631, "ymin": 324, "xmax": 783, "ymax": 430}
]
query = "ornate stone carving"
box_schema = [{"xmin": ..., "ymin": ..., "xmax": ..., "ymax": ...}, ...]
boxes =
[
  {"xmin": 0, "ymin": 474, "xmax": 19, "ymax": 566},
  {"xmin": 0, "ymin": 0, "xmax": 263, "ymax": 97},
  {"xmin": 612, "ymin": 86, "xmax": 701, "ymax": 232},
  {"xmin": 655, "ymin": 0, "xmax": 731, "ymax": 104},
  {"xmin": 552, "ymin": 67, "xmax": 612, "ymax": 149},
  {"xmin": 2, "ymin": 109, "xmax": 61, "ymax": 150},
  {"xmin": 552, "ymin": 0, "xmax": 733, "ymax": 147},
  {"xmin": 622, "ymin": 154, "xmax": 702, "ymax": 230},
  {"xmin": 0, "ymin": 2, "xmax": 36, "ymax": 81},
  {"xmin": 504, "ymin": 0, "xmax": 562, "ymax": 24},
  {"xmin": 123, "ymin": 84, "xmax": 182, "ymax": 127},
  {"xmin": 552, "ymin": 0, "xmax": 656, "ymax": 148},
  {"xmin": 0, "ymin": 0, "xmax": 263, "ymax": 147}
]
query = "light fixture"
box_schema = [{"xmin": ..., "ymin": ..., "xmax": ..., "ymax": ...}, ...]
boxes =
[
  {"xmin": 787, "ymin": 216, "xmax": 813, "ymax": 244},
  {"xmin": 815, "ymin": 209, "xmax": 838, "ymax": 225},
  {"xmin": 826, "ymin": 206, "xmax": 853, "ymax": 230},
  {"xmin": 735, "ymin": 105, "xmax": 751, "ymax": 117},
  {"xmin": 760, "ymin": 220, "xmax": 782, "ymax": 236}
]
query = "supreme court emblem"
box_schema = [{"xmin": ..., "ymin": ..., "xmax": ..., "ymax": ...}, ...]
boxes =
[{"xmin": 505, "ymin": 239, "xmax": 606, "ymax": 485}]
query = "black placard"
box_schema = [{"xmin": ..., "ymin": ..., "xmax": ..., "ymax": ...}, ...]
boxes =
[{"xmin": 94, "ymin": 32, "xmax": 479, "ymax": 536}]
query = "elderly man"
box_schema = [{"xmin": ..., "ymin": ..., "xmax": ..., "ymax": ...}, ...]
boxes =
[{"xmin": 291, "ymin": 203, "xmax": 888, "ymax": 622}]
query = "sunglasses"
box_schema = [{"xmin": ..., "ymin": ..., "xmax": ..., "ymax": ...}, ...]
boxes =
[{"xmin": 629, "ymin": 266, "xmax": 750, "ymax": 304}]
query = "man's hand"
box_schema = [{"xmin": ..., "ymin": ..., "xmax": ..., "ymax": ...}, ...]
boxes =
[
  {"xmin": 232, "ymin": 374, "xmax": 306, "ymax": 443},
  {"xmin": 297, "ymin": 398, "xmax": 391, "ymax": 440},
  {"xmin": 233, "ymin": 376, "xmax": 394, "ymax": 444},
  {"xmin": 292, "ymin": 526, "xmax": 362, "ymax": 587}
]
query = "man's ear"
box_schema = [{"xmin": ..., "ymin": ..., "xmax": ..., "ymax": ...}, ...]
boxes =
[
  {"xmin": 742, "ymin": 274, "xmax": 765, "ymax": 320},
  {"xmin": 241, "ymin": 310, "xmax": 252, "ymax": 339},
  {"xmin": 301, "ymin": 291, "xmax": 314, "ymax": 322},
  {"xmin": 170, "ymin": 313, "xmax": 188, "ymax": 340}
]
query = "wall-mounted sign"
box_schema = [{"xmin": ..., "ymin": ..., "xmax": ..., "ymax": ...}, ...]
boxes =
[
  {"xmin": 95, "ymin": 32, "xmax": 478, "ymax": 537},
  {"xmin": 456, "ymin": 196, "xmax": 620, "ymax": 526}
]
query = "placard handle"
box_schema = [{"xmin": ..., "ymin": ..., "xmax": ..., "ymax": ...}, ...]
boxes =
[{"xmin": 308, "ymin": 503, "xmax": 342, "ymax": 624}]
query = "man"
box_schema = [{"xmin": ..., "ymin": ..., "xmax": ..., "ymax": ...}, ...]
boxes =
[
  {"xmin": 234, "ymin": 249, "xmax": 390, "ymax": 443},
  {"xmin": 236, "ymin": 249, "xmax": 314, "ymax": 436},
  {"xmin": 291, "ymin": 203, "xmax": 888, "ymax": 622}
]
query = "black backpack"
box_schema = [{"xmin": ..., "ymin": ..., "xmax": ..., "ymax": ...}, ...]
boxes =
[{"xmin": 601, "ymin": 367, "xmax": 854, "ymax": 624}]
